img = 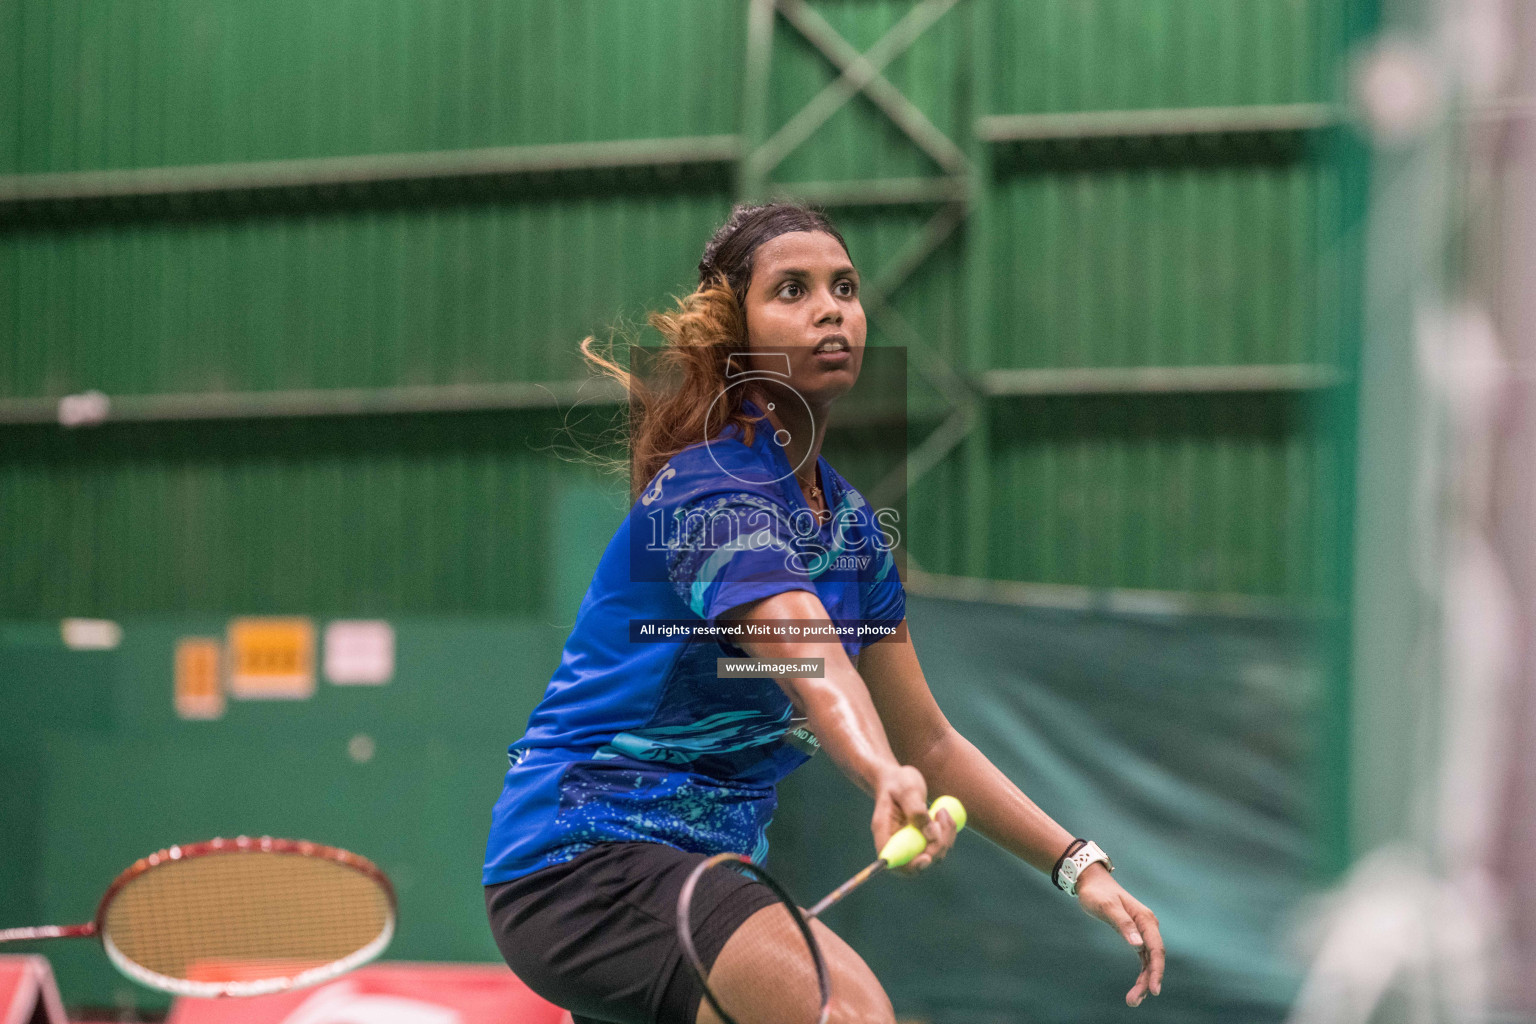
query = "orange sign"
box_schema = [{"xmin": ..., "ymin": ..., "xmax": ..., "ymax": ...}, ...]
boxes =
[
  {"xmin": 175, "ymin": 638, "xmax": 225, "ymax": 720},
  {"xmin": 227, "ymin": 617, "xmax": 315, "ymax": 699}
]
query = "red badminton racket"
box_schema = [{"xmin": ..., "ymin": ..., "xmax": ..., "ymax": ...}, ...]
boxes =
[{"xmin": 0, "ymin": 836, "xmax": 396, "ymax": 998}]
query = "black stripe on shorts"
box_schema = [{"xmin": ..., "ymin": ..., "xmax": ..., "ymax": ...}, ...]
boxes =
[{"xmin": 484, "ymin": 841, "xmax": 781, "ymax": 1024}]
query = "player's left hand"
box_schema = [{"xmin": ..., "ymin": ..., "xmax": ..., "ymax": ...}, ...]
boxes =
[
  {"xmin": 870, "ymin": 766, "xmax": 958, "ymax": 875},
  {"xmin": 1073, "ymin": 865, "xmax": 1164, "ymax": 1007},
  {"xmin": 906, "ymin": 799, "xmax": 960, "ymax": 873}
]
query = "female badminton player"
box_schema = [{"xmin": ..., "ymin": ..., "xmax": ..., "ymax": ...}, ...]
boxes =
[{"xmin": 483, "ymin": 203, "xmax": 1165, "ymax": 1024}]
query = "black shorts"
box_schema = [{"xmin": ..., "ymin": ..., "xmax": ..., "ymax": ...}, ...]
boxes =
[{"xmin": 484, "ymin": 842, "xmax": 780, "ymax": 1024}]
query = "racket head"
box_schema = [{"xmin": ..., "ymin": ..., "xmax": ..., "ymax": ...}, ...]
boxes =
[
  {"xmin": 94, "ymin": 836, "xmax": 396, "ymax": 998},
  {"xmin": 677, "ymin": 853, "xmax": 830, "ymax": 1024}
]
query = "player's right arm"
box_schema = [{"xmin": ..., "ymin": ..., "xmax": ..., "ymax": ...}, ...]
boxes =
[{"xmin": 722, "ymin": 588, "xmax": 955, "ymax": 870}]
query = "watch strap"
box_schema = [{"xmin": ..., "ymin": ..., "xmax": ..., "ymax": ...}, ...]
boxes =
[
  {"xmin": 1052, "ymin": 839, "xmax": 1113, "ymax": 896},
  {"xmin": 1051, "ymin": 838, "xmax": 1086, "ymax": 890}
]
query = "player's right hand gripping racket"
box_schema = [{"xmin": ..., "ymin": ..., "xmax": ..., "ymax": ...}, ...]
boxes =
[
  {"xmin": 0, "ymin": 836, "xmax": 396, "ymax": 998},
  {"xmin": 677, "ymin": 796, "xmax": 967, "ymax": 1024}
]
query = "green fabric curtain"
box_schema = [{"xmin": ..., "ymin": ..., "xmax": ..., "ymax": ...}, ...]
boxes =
[{"xmin": 770, "ymin": 595, "xmax": 1324, "ymax": 1023}]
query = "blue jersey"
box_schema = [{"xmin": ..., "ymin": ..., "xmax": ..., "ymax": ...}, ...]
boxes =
[{"xmin": 482, "ymin": 402, "xmax": 905, "ymax": 883}]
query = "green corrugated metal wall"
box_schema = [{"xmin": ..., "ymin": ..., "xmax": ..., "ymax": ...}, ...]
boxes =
[
  {"xmin": 6, "ymin": 0, "xmax": 1363, "ymax": 617},
  {"xmin": 1, "ymin": 1, "xmax": 742, "ymax": 169},
  {"xmin": 2, "ymin": 416, "xmax": 556, "ymax": 614},
  {"xmin": 2, "ymin": 199, "xmax": 733, "ymax": 393},
  {"xmin": 995, "ymin": 0, "xmax": 1331, "ymax": 110},
  {"xmin": 2, "ymin": 0, "xmax": 1362, "ymax": 614},
  {"xmin": 0, "ymin": 0, "xmax": 746, "ymax": 613}
]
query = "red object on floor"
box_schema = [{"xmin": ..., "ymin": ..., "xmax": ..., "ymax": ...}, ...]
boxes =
[
  {"xmin": 0, "ymin": 956, "xmax": 67, "ymax": 1024},
  {"xmin": 165, "ymin": 964, "xmax": 568, "ymax": 1024}
]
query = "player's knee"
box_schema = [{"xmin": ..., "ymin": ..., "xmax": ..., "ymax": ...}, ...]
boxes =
[
  {"xmin": 814, "ymin": 924, "xmax": 894, "ymax": 1024},
  {"xmin": 826, "ymin": 981, "xmax": 895, "ymax": 1024}
]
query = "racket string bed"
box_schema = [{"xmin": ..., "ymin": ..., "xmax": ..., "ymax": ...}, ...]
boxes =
[
  {"xmin": 0, "ymin": 837, "xmax": 395, "ymax": 997},
  {"xmin": 104, "ymin": 852, "xmax": 392, "ymax": 980},
  {"xmin": 690, "ymin": 899, "xmax": 827, "ymax": 1024},
  {"xmin": 679, "ymin": 855, "xmax": 831, "ymax": 1024}
]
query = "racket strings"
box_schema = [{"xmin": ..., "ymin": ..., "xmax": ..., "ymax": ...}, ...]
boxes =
[{"xmin": 102, "ymin": 851, "xmax": 392, "ymax": 982}]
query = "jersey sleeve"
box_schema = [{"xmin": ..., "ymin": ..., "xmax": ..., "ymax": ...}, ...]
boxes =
[
  {"xmin": 860, "ymin": 544, "xmax": 906, "ymax": 628},
  {"xmin": 664, "ymin": 490, "xmax": 818, "ymax": 627}
]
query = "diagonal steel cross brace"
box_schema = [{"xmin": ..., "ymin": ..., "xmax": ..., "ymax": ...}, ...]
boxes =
[
  {"xmin": 860, "ymin": 202, "xmax": 983, "ymax": 506},
  {"xmin": 749, "ymin": 0, "xmax": 970, "ymax": 183},
  {"xmin": 740, "ymin": 0, "xmax": 981, "ymax": 505}
]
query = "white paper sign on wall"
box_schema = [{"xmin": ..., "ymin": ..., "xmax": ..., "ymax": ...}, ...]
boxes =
[{"xmin": 324, "ymin": 621, "xmax": 395, "ymax": 686}]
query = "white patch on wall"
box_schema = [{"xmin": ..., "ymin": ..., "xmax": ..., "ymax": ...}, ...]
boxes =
[
  {"xmin": 280, "ymin": 981, "xmax": 460, "ymax": 1024},
  {"xmin": 325, "ymin": 621, "xmax": 395, "ymax": 685},
  {"xmin": 348, "ymin": 733, "xmax": 376, "ymax": 763},
  {"xmin": 61, "ymin": 618, "xmax": 122, "ymax": 650}
]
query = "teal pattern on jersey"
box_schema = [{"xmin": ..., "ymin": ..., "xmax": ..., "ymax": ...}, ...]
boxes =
[
  {"xmin": 594, "ymin": 706, "xmax": 795, "ymax": 766},
  {"xmin": 544, "ymin": 764, "xmax": 776, "ymax": 867}
]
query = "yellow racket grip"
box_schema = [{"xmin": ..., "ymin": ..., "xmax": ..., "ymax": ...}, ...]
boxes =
[
  {"xmin": 878, "ymin": 796, "xmax": 968, "ymax": 868},
  {"xmin": 931, "ymin": 795, "xmax": 968, "ymax": 832}
]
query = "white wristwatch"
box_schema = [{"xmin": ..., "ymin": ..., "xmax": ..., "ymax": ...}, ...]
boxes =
[{"xmin": 1053, "ymin": 839, "xmax": 1113, "ymax": 896}]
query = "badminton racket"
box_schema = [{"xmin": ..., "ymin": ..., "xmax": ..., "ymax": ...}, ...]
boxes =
[
  {"xmin": 0, "ymin": 835, "xmax": 396, "ymax": 998},
  {"xmin": 677, "ymin": 796, "xmax": 966, "ymax": 1024}
]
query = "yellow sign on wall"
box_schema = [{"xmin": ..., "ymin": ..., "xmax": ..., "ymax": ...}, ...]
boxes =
[
  {"xmin": 227, "ymin": 617, "xmax": 316, "ymax": 699},
  {"xmin": 175, "ymin": 638, "xmax": 224, "ymax": 720}
]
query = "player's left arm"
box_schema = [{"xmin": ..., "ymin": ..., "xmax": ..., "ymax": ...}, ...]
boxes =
[{"xmin": 859, "ymin": 625, "xmax": 1165, "ymax": 1007}]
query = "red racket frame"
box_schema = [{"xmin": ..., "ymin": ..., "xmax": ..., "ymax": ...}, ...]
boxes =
[{"xmin": 0, "ymin": 836, "xmax": 397, "ymax": 998}]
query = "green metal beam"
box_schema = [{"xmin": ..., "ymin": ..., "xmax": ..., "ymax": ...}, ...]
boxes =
[
  {"xmin": 0, "ymin": 380, "xmax": 624, "ymax": 425},
  {"xmin": 739, "ymin": 0, "xmax": 778, "ymax": 201},
  {"xmin": 960, "ymin": 0, "xmax": 994, "ymax": 577},
  {"xmin": 771, "ymin": 0, "xmax": 968, "ymax": 176},
  {"xmin": 863, "ymin": 293, "xmax": 974, "ymax": 411},
  {"xmin": 905, "ymin": 568, "xmax": 1318, "ymax": 620},
  {"xmin": 738, "ymin": 0, "xmax": 979, "ymax": 521},
  {"xmin": 755, "ymin": 1, "xmax": 981, "ymax": 519},
  {"xmin": 767, "ymin": 175, "xmax": 967, "ymax": 207},
  {"xmin": 0, "ymin": 378, "xmax": 937, "ymax": 428},
  {"xmin": 0, "ymin": 135, "xmax": 741, "ymax": 216},
  {"xmin": 0, "ymin": 361, "xmax": 1335, "ymax": 429},
  {"xmin": 860, "ymin": 203, "xmax": 975, "ymax": 418},
  {"xmin": 977, "ymin": 103, "xmax": 1341, "ymax": 143},
  {"xmin": 979, "ymin": 363, "xmax": 1345, "ymax": 396},
  {"xmin": 867, "ymin": 202, "xmax": 968, "ymax": 301},
  {"xmin": 868, "ymin": 403, "xmax": 975, "ymax": 510}
]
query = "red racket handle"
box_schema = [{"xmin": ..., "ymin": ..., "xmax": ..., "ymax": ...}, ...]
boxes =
[{"xmin": 0, "ymin": 923, "xmax": 96, "ymax": 943}]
